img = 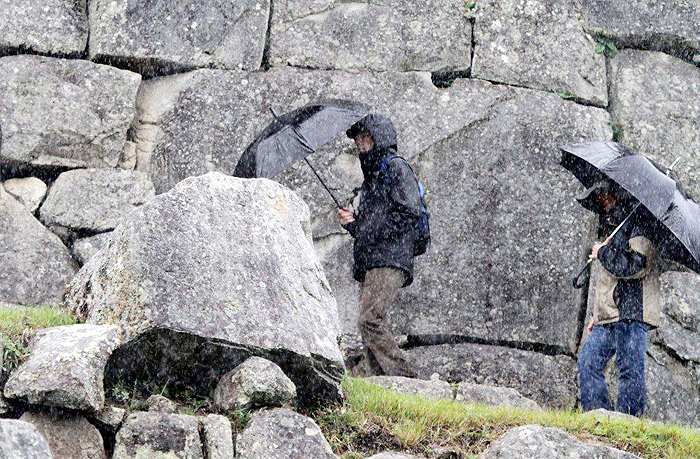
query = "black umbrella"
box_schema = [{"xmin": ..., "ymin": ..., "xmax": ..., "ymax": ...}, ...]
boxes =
[
  {"xmin": 560, "ymin": 141, "xmax": 700, "ymax": 287},
  {"xmin": 234, "ymin": 99, "xmax": 371, "ymax": 207}
]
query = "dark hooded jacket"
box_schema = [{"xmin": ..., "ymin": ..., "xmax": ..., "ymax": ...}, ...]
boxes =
[{"xmin": 344, "ymin": 114, "xmax": 421, "ymax": 287}]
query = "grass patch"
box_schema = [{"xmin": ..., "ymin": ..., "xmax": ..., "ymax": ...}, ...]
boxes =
[
  {"xmin": 312, "ymin": 377, "xmax": 700, "ymax": 458},
  {"xmin": 0, "ymin": 304, "xmax": 76, "ymax": 377}
]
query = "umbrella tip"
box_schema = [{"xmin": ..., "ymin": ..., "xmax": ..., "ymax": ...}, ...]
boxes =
[{"xmin": 666, "ymin": 157, "xmax": 682, "ymax": 175}]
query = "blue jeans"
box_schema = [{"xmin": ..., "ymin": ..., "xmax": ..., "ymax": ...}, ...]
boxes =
[{"xmin": 578, "ymin": 320, "xmax": 649, "ymax": 416}]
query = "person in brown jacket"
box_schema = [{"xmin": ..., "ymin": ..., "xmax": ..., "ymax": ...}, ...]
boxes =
[{"xmin": 577, "ymin": 181, "xmax": 661, "ymax": 416}]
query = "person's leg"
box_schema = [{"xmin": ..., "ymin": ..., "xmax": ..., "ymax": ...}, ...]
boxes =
[
  {"xmin": 358, "ymin": 267, "xmax": 416, "ymax": 377},
  {"xmin": 578, "ymin": 324, "xmax": 616, "ymax": 411},
  {"xmin": 615, "ymin": 320, "xmax": 648, "ymax": 416}
]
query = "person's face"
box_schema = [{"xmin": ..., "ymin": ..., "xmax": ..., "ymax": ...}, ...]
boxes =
[
  {"xmin": 597, "ymin": 191, "xmax": 616, "ymax": 213},
  {"xmin": 354, "ymin": 133, "xmax": 375, "ymax": 153}
]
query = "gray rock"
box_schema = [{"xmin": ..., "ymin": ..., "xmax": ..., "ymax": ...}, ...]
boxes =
[
  {"xmin": 0, "ymin": 419, "xmax": 52, "ymax": 459},
  {"xmin": 472, "ymin": 0, "xmax": 607, "ymax": 106},
  {"xmin": 456, "ymin": 382, "xmax": 542, "ymax": 411},
  {"xmin": 214, "ymin": 356, "xmax": 296, "ymax": 412},
  {"xmin": 19, "ymin": 411, "xmax": 105, "ymax": 459},
  {"xmin": 0, "ymin": 184, "xmax": 77, "ymax": 305},
  {"xmin": 64, "ymin": 173, "xmax": 344, "ymax": 406},
  {"xmin": 73, "ymin": 233, "xmax": 113, "ymax": 266},
  {"xmin": 113, "ymin": 412, "xmax": 203, "ymax": 459},
  {"xmin": 200, "ymin": 414, "xmax": 234, "ymax": 459},
  {"xmin": 0, "ymin": 0, "xmax": 87, "ymax": 55},
  {"xmin": 581, "ymin": 409, "xmax": 638, "ymax": 423},
  {"xmin": 609, "ymin": 50, "xmax": 700, "ymax": 195},
  {"xmin": 236, "ymin": 408, "xmax": 336, "ymax": 459},
  {"xmin": 484, "ymin": 425, "xmax": 640, "ymax": 458},
  {"xmin": 652, "ymin": 272, "xmax": 700, "ymax": 364},
  {"xmin": 88, "ymin": 405, "xmax": 126, "ymax": 432},
  {"xmin": 89, "ymin": 0, "xmax": 270, "ymax": 75},
  {"xmin": 391, "ymin": 88, "xmax": 610, "ymax": 352},
  {"xmin": 2, "ymin": 177, "xmax": 47, "ymax": 213},
  {"xmin": 0, "ymin": 55, "xmax": 141, "ymax": 170},
  {"xmin": 4, "ymin": 324, "xmax": 120, "ymax": 412},
  {"xmin": 407, "ymin": 343, "xmax": 578, "ymax": 410},
  {"xmin": 581, "ymin": 0, "xmax": 699, "ymax": 59},
  {"xmin": 146, "ymin": 395, "xmax": 178, "ymax": 414},
  {"xmin": 367, "ymin": 453, "xmax": 422, "ymax": 459},
  {"xmin": 268, "ymin": 0, "xmax": 471, "ymax": 72},
  {"xmin": 40, "ymin": 169, "xmax": 155, "ymax": 232},
  {"xmin": 364, "ymin": 376, "xmax": 454, "ymax": 401}
]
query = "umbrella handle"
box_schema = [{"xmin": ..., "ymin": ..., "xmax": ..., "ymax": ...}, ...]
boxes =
[{"xmin": 572, "ymin": 259, "xmax": 592, "ymax": 289}]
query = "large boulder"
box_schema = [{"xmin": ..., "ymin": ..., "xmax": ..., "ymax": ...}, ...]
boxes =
[
  {"xmin": 365, "ymin": 376, "xmax": 454, "ymax": 401},
  {"xmin": 472, "ymin": 0, "xmax": 607, "ymax": 106},
  {"xmin": 39, "ymin": 169, "xmax": 155, "ymax": 233},
  {"xmin": 0, "ymin": 0, "xmax": 88, "ymax": 55},
  {"xmin": 2, "ymin": 177, "xmax": 47, "ymax": 213},
  {"xmin": 0, "ymin": 55, "xmax": 141, "ymax": 170},
  {"xmin": 64, "ymin": 172, "xmax": 344, "ymax": 406},
  {"xmin": 214, "ymin": 356, "xmax": 297, "ymax": 412},
  {"xmin": 236, "ymin": 408, "xmax": 337, "ymax": 459},
  {"xmin": 0, "ymin": 184, "xmax": 77, "ymax": 305},
  {"xmin": 609, "ymin": 50, "xmax": 700, "ymax": 194},
  {"xmin": 0, "ymin": 419, "xmax": 52, "ymax": 459},
  {"xmin": 268, "ymin": 0, "xmax": 471, "ymax": 72},
  {"xmin": 484, "ymin": 425, "xmax": 640, "ymax": 458},
  {"xmin": 88, "ymin": 0, "xmax": 270, "ymax": 75},
  {"xmin": 19, "ymin": 411, "xmax": 105, "ymax": 459},
  {"xmin": 407, "ymin": 343, "xmax": 578, "ymax": 410},
  {"xmin": 391, "ymin": 88, "xmax": 610, "ymax": 352},
  {"xmin": 113, "ymin": 412, "xmax": 203, "ymax": 459},
  {"xmin": 580, "ymin": 0, "xmax": 699, "ymax": 61},
  {"xmin": 4, "ymin": 324, "xmax": 120, "ymax": 412}
]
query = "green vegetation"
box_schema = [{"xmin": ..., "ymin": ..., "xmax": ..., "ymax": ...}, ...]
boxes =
[
  {"xmin": 312, "ymin": 377, "xmax": 700, "ymax": 459},
  {"xmin": 595, "ymin": 37, "xmax": 619, "ymax": 58},
  {"xmin": 0, "ymin": 304, "xmax": 76, "ymax": 377},
  {"xmin": 557, "ymin": 92, "xmax": 577, "ymax": 100}
]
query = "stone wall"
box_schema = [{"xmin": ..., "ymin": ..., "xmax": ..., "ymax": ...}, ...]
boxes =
[{"xmin": 1, "ymin": 0, "xmax": 699, "ymax": 425}]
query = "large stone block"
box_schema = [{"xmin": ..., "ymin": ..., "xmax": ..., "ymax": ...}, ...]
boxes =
[
  {"xmin": 113, "ymin": 412, "xmax": 203, "ymax": 459},
  {"xmin": 0, "ymin": 0, "xmax": 88, "ymax": 55},
  {"xmin": 0, "ymin": 419, "xmax": 52, "ymax": 459},
  {"xmin": 19, "ymin": 411, "xmax": 105, "ymax": 459},
  {"xmin": 0, "ymin": 184, "xmax": 77, "ymax": 305},
  {"xmin": 0, "ymin": 56, "xmax": 141, "ymax": 170},
  {"xmin": 581, "ymin": 0, "xmax": 699, "ymax": 60},
  {"xmin": 39, "ymin": 169, "xmax": 155, "ymax": 233},
  {"xmin": 407, "ymin": 343, "xmax": 578, "ymax": 410},
  {"xmin": 268, "ymin": 0, "xmax": 471, "ymax": 72},
  {"xmin": 391, "ymin": 88, "xmax": 610, "ymax": 351},
  {"xmin": 472, "ymin": 0, "xmax": 607, "ymax": 106},
  {"xmin": 609, "ymin": 50, "xmax": 700, "ymax": 195},
  {"xmin": 89, "ymin": 0, "xmax": 270, "ymax": 75},
  {"xmin": 4, "ymin": 325, "xmax": 120, "ymax": 412},
  {"xmin": 64, "ymin": 172, "xmax": 344, "ymax": 406}
]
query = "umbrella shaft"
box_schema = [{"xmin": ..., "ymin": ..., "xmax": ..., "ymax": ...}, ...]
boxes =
[{"xmin": 304, "ymin": 157, "xmax": 341, "ymax": 208}]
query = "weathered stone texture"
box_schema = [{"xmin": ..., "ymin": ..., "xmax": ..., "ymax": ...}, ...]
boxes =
[
  {"xmin": 610, "ymin": 50, "xmax": 700, "ymax": 195},
  {"xmin": 73, "ymin": 232, "xmax": 113, "ymax": 266},
  {"xmin": 39, "ymin": 169, "xmax": 155, "ymax": 232},
  {"xmin": 484, "ymin": 425, "xmax": 640, "ymax": 458},
  {"xmin": 64, "ymin": 173, "xmax": 344, "ymax": 406},
  {"xmin": 236, "ymin": 408, "xmax": 337, "ymax": 458},
  {"xmin": 391, "ymin": 89, "xmax": 610, "ymax": 351},
  {"xmin": 214, "ymin": 356, "xmax": 297, "ymax": 412},
  {"xmin": 472, "ymin": 0, "xmax": 607, "ymax": 106},
  {"xmin": 4, "ymin": 324, "xmax": 120, "ymax": 412},
  {"xmin": 365, "ymin": 376, "xmax": 454, "ymax": 401},
  {"xmin": 113, "ymin": 412, "xmax": 203, "ymax": 459},
  {"xmin": 0, "ymin": 419, "xmax": 52, "ymax": 459},
  {"xmin": 581, "ymin": 0, "xmax": 699, "ymax": 59},
  {"xmin": 200, "ymin": 414, "xmax": 234, "ymax": 459},
  {"xmin": 269, "ymin": 0, "xmax": 472, "ymax": 72},
  {"xmin": 2, "ymin": 177, "xmax": 47, "ymax": 213},
  {"xmin": 0, "ymin": 0, "xmax": 88, "ymax": 55},
  {"xmin": 0, "ymin": 56, "xmax": 141, "ymax": 169},
  {"xmin": 0, "ymin": 184, "xmax": 77, "ymax": 305},
  {"xmin": 456, "ymin": 382, "xmax": 542, "ymax": 411},
  {"xmin": 89, "ymin": 0, "xmax": 270, "ymax": 74},
  {"xmin": 408, "ymin": 343, "xmax": 578, "ymax": 410},
  {"xmin": 19, "ymin": 411, "xmax": 105, "ymax": 459}
]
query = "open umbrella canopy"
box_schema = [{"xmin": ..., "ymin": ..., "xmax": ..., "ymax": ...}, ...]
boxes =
[
  {"xmin": 234, "ymin": 99, "xmax": 371, "ymax": 179},
  {"xmin": 560, "ymin": 141, "xmax": 700, "ymax": 275}
]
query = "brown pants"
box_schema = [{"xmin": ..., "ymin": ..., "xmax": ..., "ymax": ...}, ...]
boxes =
[{"xmin": 358, "ymin": 267, "xmax": 416, "ymax": 377}]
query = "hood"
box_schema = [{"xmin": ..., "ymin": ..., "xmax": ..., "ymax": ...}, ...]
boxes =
[
  {"xmin": 578, "ymin": 180, "xmax": 637, "ymax": 225},
  {"xmin": 346, "ymin": 113, "xmax": 398, "ymax": 151}
]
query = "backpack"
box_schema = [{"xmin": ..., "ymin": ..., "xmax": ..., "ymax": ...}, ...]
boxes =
[{"xmin": 379, "ymin": 155, "xmax": 431, "ymax": 256}]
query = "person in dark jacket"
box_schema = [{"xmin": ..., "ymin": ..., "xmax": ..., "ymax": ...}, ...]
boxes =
[
  {"xmin": 338, "ymin": 113, "xmax": 421, "ymax": 377},
  {"xmin": 577, "ymin": 181, "xmax": 661, "ymax": 416}
]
